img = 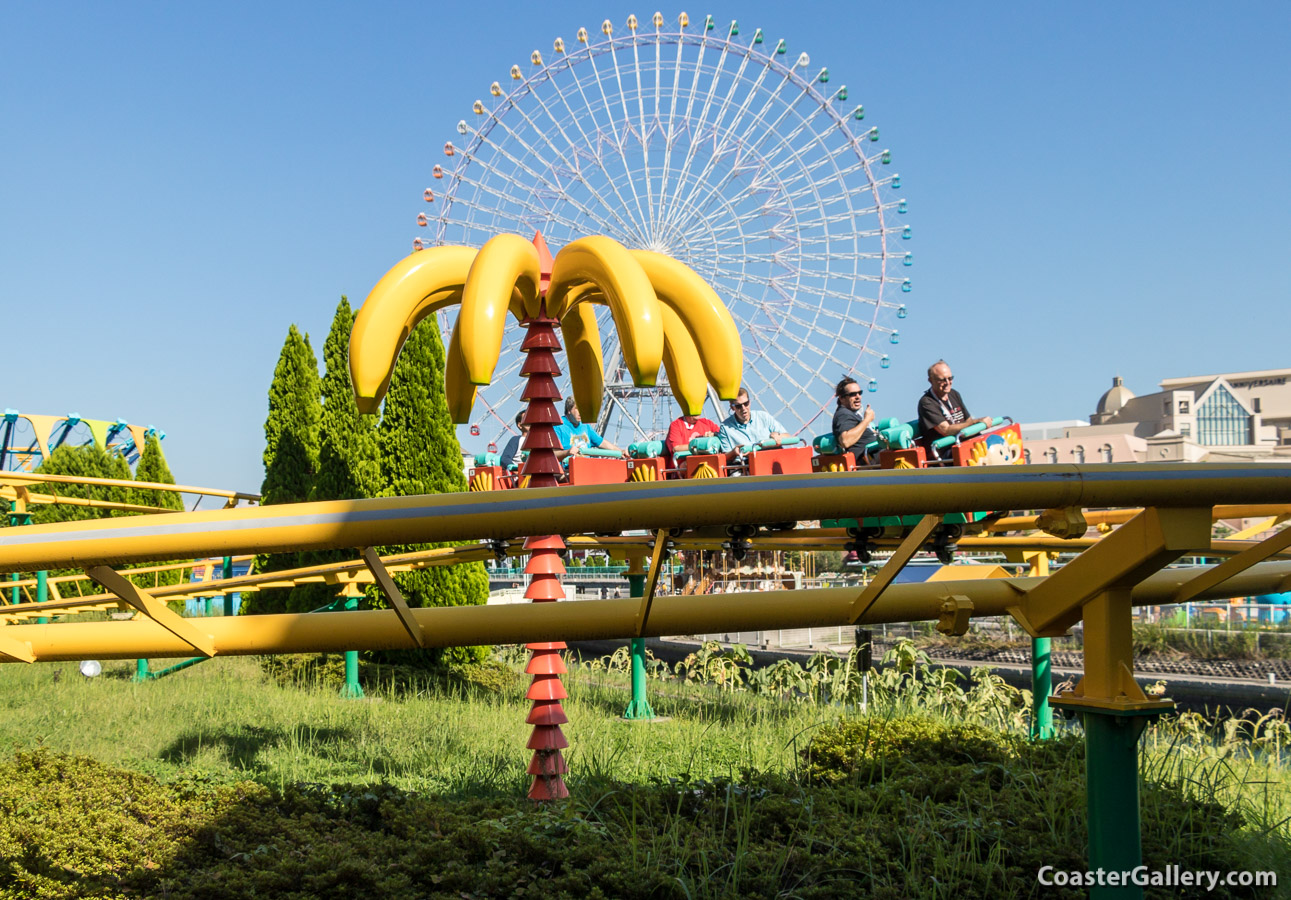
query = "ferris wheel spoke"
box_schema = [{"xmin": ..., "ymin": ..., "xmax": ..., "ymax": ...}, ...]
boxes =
[
  {"xmin": 655, "ymin": 30, "xmax": 737, "ymax": 236},
  {"xmin": 438, "ymin": 169, "xmax": 593, "ymax": 242},
  {"xmin": 632, "ymin": 34, "xmax": 660, "ymax": 235},
  {"xmin": 658, "ymin": 41, "xmax": 800, "ymax": 217},
  {"xmin": 626, "ymin": 35, "xmax": 659, "ymax": 236},
  {"xmin": 530, "ymin": 50, "xmax": 652, "ymax": 242},
  {"xmin": 461, "ymin": 119, "xmax": 635, "ymax": 240},
  {"xmin": 770, "ymin": 306, "xmax": 872, "ymax": 354},
  {"xmin": 735, "ymin": 270, "xmax": 887, "ymax": 298},
  {"xmin": 657, "ymin": 42, "xmax": 761, "ymax": 226},
  {"xmin": 663, "ymin": 60, "xmax": 810, "ymax": 228},
  {"xmin": 745, "ymin": 352, "xmax": 815, "ymax": 431},
  {"xmin": 486, "ymin": 88, "xmax": 645, "ymax": 239},
  {"xmin": 655, "ymin": 30, "xmax": 691, "ymax": 239},
  {"xmin": 580, "ymin": 45, "xmax": 651, "ymax": 230}
]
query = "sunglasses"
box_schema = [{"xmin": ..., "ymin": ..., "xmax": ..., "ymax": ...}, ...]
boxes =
[
  {"xmin": 933, "ymin": 376, "xmax": 954, "ymax": 384},
  {"xmin": 730, "ymin": 400, "xmax": 750, "ymax": 409},
  {"xmin": 842, "ymin": 390, "xmax": 863, "ymax": 399}
]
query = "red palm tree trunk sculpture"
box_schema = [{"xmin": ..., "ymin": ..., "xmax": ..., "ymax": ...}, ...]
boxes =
[{"xmin": 516, "ymin": 236, "xmax": 570, "ymax": 801}]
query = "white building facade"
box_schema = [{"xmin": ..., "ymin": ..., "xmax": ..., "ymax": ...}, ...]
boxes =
[{"xmin": 1023, "ymin": 368, "xmax": 1291, "ymax": 464}]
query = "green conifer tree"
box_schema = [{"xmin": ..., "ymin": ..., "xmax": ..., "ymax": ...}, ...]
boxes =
[
  {"xmin": 26, "ymin": 444, "xmax": 133, "ymax": 527},
  {"xmin": 295, "ymin": 297, "xmax": 385, "ymax": 611},
  {"xmin": 10, "ymin": 444, "xmax": 134, "ymax": 579},
  {"xmin": 133, "ymin": 434, "xmax": 185, "ymax": 511},
  {"xmin": 245, "ymin": 324, "xmax": 321, "ymax": 613},
  {"xmin": 261, "ymin": 324, "xmax": 321, "ymax": 506},
  {"xmin": 377, "ymin": 315, "xmax": 488, "ymax": 665}
]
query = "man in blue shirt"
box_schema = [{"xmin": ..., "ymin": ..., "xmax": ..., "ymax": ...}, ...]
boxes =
[
  {"xmin": 554, "ymin": 396, "xmax": 628, "ymax": 457},
  {"xmin": 717, "ymin": 387, "xmax": 793, "ymax": 460}
]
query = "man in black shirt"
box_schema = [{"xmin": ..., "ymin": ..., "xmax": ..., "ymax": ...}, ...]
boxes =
[
  {"xmin": 499, "ymin": 411, "xmax": 528, "ymax": 471},
  {"xmin": 917, "ymin": 360, "xmax": 993, "ymax": 457},
  {"xmin": 831, "ymin": 376, "xmax": 877, "ymax": 464}
]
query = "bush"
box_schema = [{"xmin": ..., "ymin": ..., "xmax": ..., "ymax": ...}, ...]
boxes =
[
  {"xmin": 258, "ymin": 654, "xmax": 518, "ymax": 698},
  {"xmin": 802, "ymin": 715, "xmax": 1022, "ymax": 785}
]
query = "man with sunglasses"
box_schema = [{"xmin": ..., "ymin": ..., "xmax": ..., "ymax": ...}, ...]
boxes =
[
  {"xmin": 717, "ymin": 387, "xmax": 793, "ymax": 460},
  {"xmin": 832, "ymin": 376, "xmax": 878, "ymax": 464},
  {"xmin": 918, "ymin": 360, "xmax": 993, "ymax": 457}
]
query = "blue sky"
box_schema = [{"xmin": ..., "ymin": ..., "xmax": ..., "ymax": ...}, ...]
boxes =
[{"xmin": 3, "ymin": 2, "xmax": 1288, "ymax": 494}]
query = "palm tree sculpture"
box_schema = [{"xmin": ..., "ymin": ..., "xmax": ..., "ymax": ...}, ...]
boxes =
[{"xmin": 350, "ymin": 232, "xmax": 742, "ymax": 799}]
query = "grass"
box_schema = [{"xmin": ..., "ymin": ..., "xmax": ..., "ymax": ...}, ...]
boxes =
[
  {"xmin": 0, "ymin": 652, "xmax": 1285, "ymax": 898},
  {"xmin": 0, "ymin": 656, "xmax": 830, "ymax": 794}
]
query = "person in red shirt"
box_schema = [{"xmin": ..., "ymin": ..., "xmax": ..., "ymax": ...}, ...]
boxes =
[{"xmin": 665, "ymin": 411, "xmax": 720, "ymax": 470}]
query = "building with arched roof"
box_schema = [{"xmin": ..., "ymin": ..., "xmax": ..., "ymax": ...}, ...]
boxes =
[{"xmin": 1021, "ymin": 368, "xmax": 1291, "ymax": 464}]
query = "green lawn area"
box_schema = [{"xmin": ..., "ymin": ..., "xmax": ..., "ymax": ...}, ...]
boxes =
[{"xmin": 0, "ymin": 653, "xmax": 1283, "ymax": 899}]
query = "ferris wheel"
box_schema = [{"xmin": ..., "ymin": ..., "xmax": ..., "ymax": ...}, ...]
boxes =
[{"xmin": 420, "ymin": 11, "xmax": 911, "ymax": 451}]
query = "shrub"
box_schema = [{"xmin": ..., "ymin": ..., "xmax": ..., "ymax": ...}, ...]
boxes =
[{"xmin": 801, "ymin": 715, "xmax": 1023, "ymax": 785}]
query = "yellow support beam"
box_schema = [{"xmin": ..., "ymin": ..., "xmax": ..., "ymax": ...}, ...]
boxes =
[
  {"xmin": 2, "ymin": 561, "xmax": 1288, "ymax": 664},
  {"xmin": 0, "ymin": 630, "xmax": 35, "ymax": 662},
  {"xmin": 85, "ymin": 566, "xmax": 216, "ymax": 657},
  {"xmin": 988, "ymin": 503, "xmax": 1291, "ymax": 534},
  {"xmin": 634, "ymin": 529, "xmax": 669, "ymax": 636},
  {"xmin": 1172, "ymin": 525, "xmax": 1291, "ymax": 606},
  {"xmin": 0, "ymin": 545, "xmax": 495, "ymax": 616},
  {"xmin": 1011, "ymin": 508, "xmax": 1212, "ymax": 636},
  {"xmin": 361, "ymin": 547, "xmax": 426, "ymax": 648},
  {"xmin": 0, "ymin": 471, "xmax": 259, "ymax": 504},
  {"xmin": 1225, "ymin": 515, "xmax": 1287, "ymax": 542},
  {"xmin": 848, "ymin": 514, "xmax": 938, "ymax": 624}
]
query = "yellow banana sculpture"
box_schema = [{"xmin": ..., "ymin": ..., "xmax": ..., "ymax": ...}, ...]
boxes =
[
  {"xmin": 559, "ymin": 296, "xmax": 606, "ymax": 423},
  {"xmin": 658, "ymin": 304, "xmax": 709, "ymax": 415},
  {"xmin": 444, "ymin": 326, "xmax": 479, "ymax": 425},
  {"xmin": 350, "ymin": 233, "xmax": 744, "ymax": 426},
  {"xmin": 349, "ymin": 246, "xmax": 477, "ymax": 414},
  {"xmin": 629, "ymin": 250, "xmax": 742, "ymax": 400},
  {"xmin": 546, "ymin": 236, "xmax": 664, "ymax": 388},
  {"xmin": 458, "ymin": 234, "xmax": 541, "ymax": 384},
  {"xmin": 557, "ymin": 281, "xmax": 728, "ymax": 417}
]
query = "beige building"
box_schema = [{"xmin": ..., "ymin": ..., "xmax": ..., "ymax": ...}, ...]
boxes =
[{"xmin": 1023, "ymin": 368, "xmax": 1291, "ymax": 464}]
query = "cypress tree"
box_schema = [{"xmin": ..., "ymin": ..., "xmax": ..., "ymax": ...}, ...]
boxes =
[
  {"xmin": 245, "ymin": 324, "xmax": 321, "ymax": 614},
  {"xmin": 133, "ymin": 434, "xmax": 185, "ymax": 512},
  {"xmin": 261, "ymin": 324, "xmax": 321, "ymax": 506},
  {"xmin": 377, "ymin": 315, "xmax": 488, "ymax": 666},
  {"xmin": 311, "ymin": 297, "xmax": 383, "ymax": 505},
  {"xmin": 295, "ymin": 297, "xmax": 384, "ymax": 610},
  {"xmin": 11, "ymin": 444, "xmax": 134, "ymax": 578},
  {"xmin": 26, "ymin": 444, "xmax": 133, "ymax": 527}
]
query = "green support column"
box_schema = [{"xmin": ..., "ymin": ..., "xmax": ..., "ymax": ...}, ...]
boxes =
[
  {"xmin": 222, "ymin": 556, "xmax": 235, "ymax": 617},
  {"xmin": 6, "ymin": 503, "xmax": 30, "ymax": 606},
  {"xmin": 621, "ymin": 566, "xmax": 655, "ymax": 720},
  {"xmin": 1083, "ymin": 712, "xmax": 1153, "ymax": 899},
  {"xmin": 133, "ymin": 659, "xmax": 151, "ymax": 682},
  {"xmin": 1030, "ymin": 636, "xmax": 1053, "ymax": 740},
  {"xmin": 1026, "ymin": 551, "xmax": 1054, "ymax": 741},
  {"xmin": 340, "ymin": 595, "xmax": 364, "ymax": 699},
  {"xmin": 35, "ymin": 571, "xmax": 49, "ymax": 625},
  {"xmin": 148, "ymin": 657, "xmax": 207, "ymax": 679}
]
